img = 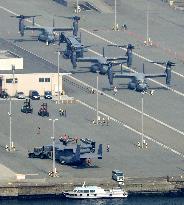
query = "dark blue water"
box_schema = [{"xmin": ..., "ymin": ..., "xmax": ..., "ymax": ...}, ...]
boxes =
[{"xmin": 0, "ymin": 196, "xmax": 184, "ymax": 205}]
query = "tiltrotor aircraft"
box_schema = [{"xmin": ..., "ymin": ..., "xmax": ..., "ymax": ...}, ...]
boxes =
[
  {"xmin": 28, "ymin": 137, "xmax": 102, "ymax": 166},
  {"xmin": 107, "ymin": 62, "xmax": 175, "ymax": 92},
  {"xmin": 74, "ymin": 48, "xmax": 127, "ymax": 74},
  {"xmin": 11, "ymin": 14, "xmax": 80, "ymax": 45}
]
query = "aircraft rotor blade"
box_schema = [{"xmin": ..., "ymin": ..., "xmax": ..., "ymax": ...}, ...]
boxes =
[
  {"xmin": 143, "ymin": 63, "xmax": 145, "ymax": 73},
  {"xmin": 11, "ymin": 14, "xmax": 41, "ymax": 19},
  {"xmin": 102, "ymin": 47, "xmax": 105, "ymax": 57}
]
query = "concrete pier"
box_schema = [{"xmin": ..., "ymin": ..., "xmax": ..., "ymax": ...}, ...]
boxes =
[{"xmin": 0, "ymin": 176, "xmax": 184, "ymax": 198}]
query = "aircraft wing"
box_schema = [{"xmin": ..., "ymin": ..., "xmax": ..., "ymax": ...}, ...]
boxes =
[
  {"xmin": 80, "ymin": 144, "xmax": 102, "ymax": 159},
  {"xmin": 53, "ymin": 27, "xmax": 73, "ymax": 32},
  {"xmin": 113, "ymin": 73, "xmax": 137, "ymax": 79},
  {"xmin": 79, "ymin": 153, "xmax": 97, "ymax": 159},
  {"xmin": 107, "ymin": 57, "xmax": 127, "ymax": 61},
  {"xmin": 77, "ymin": 57, "xmax": 99, "ymax": 63},
  {"xmin": 24, "ymin": 26, "xmax": 44, "ymax": 31},
  {"xmin": 145, "ymin": 73, "xmax": 166, "ymax": 78}
]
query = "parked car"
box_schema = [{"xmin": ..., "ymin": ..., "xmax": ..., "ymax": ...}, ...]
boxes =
[
  {"xmin": 44, "ymin": 91, "xmax": 52, "ymax": 99},
  {"xmin": 0, "ymin": 90, "xmax": 8, "ymax": 99},
  {"xmin": 29, "ymin": 90, "xmax": 40, "ymax": 100},
  {"xmin": 15, "ymin": 91, "xmax": 25, "ymax": 99}
]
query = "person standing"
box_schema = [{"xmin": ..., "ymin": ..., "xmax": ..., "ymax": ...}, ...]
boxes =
[{"xmin": 113, "ymin": 87, "xmax": 118, "ymax": 95}]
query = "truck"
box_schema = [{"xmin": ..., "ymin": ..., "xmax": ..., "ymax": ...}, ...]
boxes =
[
  {"xmin": 112, "ymin": 170, "xmax": 124, "ymax": 183},
  {"xmin": 28, "ymin": 145, "xmax": 52, "ymax": 159}
]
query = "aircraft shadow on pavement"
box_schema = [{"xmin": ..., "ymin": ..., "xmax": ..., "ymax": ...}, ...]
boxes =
[
  {"xmin": 148, "ymin": 86, "xmax": 168, "ymax": 91},
  {"xmin": 10, "ymin": 38, "xmax": 38, "ymax": 43},
  {"xmin": 71, "ymin": 164, "xmax": 100, "ymax": 169},
  {"xmin": 71, "ymin": 67, "xmax": 91, "ymax": 74}
]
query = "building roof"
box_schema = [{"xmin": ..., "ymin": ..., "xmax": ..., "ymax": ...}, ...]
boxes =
[
  {"xmin": 0, "ymin": 50, "xmax": 21, "ymax": 59},
  {"xmin": 0, "ymin": 38, "xmax": 66, "ymax": 74}
]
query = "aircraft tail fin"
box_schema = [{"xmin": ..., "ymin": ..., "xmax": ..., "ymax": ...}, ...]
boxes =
[
  {"xmin": 98, "ymin": 144, "xmax": 102, "ymax": 159},
  {"xmin": 107, "ymin": 67, "xmax": 114, "ymax": 85},
  {"xmin": 53, "ymin": 16, "xmax": 55, "ymax": 27},
  {"xmin": 19, "ymin": 19, "xmax": 25, "ymax": 36},
  {"xmin": 165, "ymin": 69, "xmax": 171, "ymax": 86},
  {"xmin": 102, "ymin": 47, "xmax": 105, "ymax": 57},
  {"xmin": 71, "ymin": 52, "xmax": 77, "ymax": 69},
  {"xmin": 143, "ymin": 63, "xmax": 145, "ymax": 74}
]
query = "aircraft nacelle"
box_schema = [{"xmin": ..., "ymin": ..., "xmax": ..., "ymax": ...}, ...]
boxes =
[
  {"xmin": 136, "ymin": 82, "xmax": 148, "ymax": 92},
  {"xmin": 38, "ymin": 33, "xmax": 55, "ymax": 44},
  {"xmin": 128, "ymin": 82, "xmax": 136, "ymax": 90},
  {"xmin": 90, "ymin": 64, "xmax": 108, "ymax": 74}
]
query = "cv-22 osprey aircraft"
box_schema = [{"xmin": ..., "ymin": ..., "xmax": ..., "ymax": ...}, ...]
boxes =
[
  {"xmin": 107, "ymin": 61, "xmax": 175, "ymax": 92},
  {"xmin": 28, "ymin": 137, "xmax": 102, "ymax": 166},
  {"xmin": 74, "ymin": 47, "xmax": 127, "ymax": 74},
  {"xmin": 11, "ymin": 15, "xmax": 80, "ymax": 45}
]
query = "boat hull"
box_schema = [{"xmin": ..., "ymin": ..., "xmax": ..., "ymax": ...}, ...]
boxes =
[{"xmin": 63, "ymin": 192, "xmax": 128, "ymax": 199}]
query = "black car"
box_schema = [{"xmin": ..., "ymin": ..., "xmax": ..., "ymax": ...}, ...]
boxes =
[
  {"xmin": 29, "ymin": 90, "xmax": 40, "ymax": 100},
  {"xmin": 0, "ymin": 91, "xmax": 9, "ymax": 99},
  {"xmin": 44, "ymin": 91, "xmax": 52, "ymax": 99}
]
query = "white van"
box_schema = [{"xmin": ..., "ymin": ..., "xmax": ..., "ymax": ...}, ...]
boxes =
[{"xmin": 112, "ymin": 170, "xmax": 124, "ymax": 182}]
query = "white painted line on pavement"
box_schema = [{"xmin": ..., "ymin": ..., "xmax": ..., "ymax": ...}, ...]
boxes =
[
  {"xmin": 1, "ymin": 5, "xmax": 184, "ymax": 154},
  {"xmin": 77, "ymin": 99, "xmax": 184, "ymax": 158},
  {"xmin": 0, "ymin": 4, "xmax": 184, "ymax": 80},
  {"xmin": 69, "ymin": 75, "xmax": 184, "ymax": 137},
  {"xmin": 88, "ymin": 48, "xmax": 184, "ymax": 97},
  {"xmin": 80, "ymin": 27, "xmax": 184, "ymax": 78}
]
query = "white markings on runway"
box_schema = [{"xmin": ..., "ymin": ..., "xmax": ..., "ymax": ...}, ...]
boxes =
[
  {"xmin": 69, "ymin": 75, "xmax": 184, "ymax": 137},
  {"xmin": 0, "ymin": 5, "xmax": 183, "ymax": 157},
  {"xmin": 80, "ymin": 28, "xmax": 184, "ymax": 79},
  {"xmin": 77, "ymin": 99, "xmax": 184, "ymax": 158}
]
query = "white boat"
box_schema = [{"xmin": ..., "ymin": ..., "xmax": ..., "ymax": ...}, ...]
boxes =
[{"xmin": 63, "ymin": 182, "xmax": 128, "ymax": 199}]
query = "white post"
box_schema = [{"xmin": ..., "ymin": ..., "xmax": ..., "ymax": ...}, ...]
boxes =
[
  {"xmin": 114, "ymin": 0, "xmax": 117, "ymax": 31},
  {"xmin": 141, "ymin": 93, "xmax": 144, "ymax": 148},
  {"xmin": 146, "ymin": 1, "xmax": 149, "ymax": 45},
  {"xmin": 52, "ymin": 120, "xmax": 55, "ymax": 174},
  {"xmin": 96, "ymin": 72, "xmax": 99, "ymax": 124},
  {"xmin": 8, "ymin": 66, "xmax": 15, "ymax": 151},
  {"xmin": 49, "ymin": 119, "xmax": 58, "ymax": 176},
  {"xmin": 9, "ymin": 98, "xmax": 12, "ymax": 151},
  {"xmin": 57, "ymin": 51, "xmax": 60, "ymax": 104},
  {"xmin": 76, "ymin": 0, "xmax": 79, "ymax": 13}
]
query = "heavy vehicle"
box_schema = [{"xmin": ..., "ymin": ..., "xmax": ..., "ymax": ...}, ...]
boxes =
[
  {"xmin": 38, "ymin": 103, "xmax": 49, "ymax": 117},
  {"xmin": 28, "ymin": 145, "xmax": 52, "ymax": 159},
  {"xmin": 21, "ymin": 99, "xmax": 33, "ymax": 114},
  {"xmin": 112, "ymin": 170, "xmax": 124, "ymax": 183}
]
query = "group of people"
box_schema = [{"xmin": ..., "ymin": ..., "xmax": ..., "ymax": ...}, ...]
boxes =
[
  {"xmin": 112, "ymin": 24, "xmax": 128, "ymax": 31},
  {"xmin": 59, "ymin": 108, "xmax": 67, "ymax": 117},
  {"xmin": 92, "ymin": 116, "xmax": 110, "ymax": 126}
]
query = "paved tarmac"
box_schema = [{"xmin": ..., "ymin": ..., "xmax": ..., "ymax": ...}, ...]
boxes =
[{"xmin": 0, "ymin": 0, "xmax": 183, "ymax": 180}]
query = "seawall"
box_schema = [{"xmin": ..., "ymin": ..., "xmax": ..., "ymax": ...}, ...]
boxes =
[{"xmin": 0, "ymin": 176, "xmax": 184, "ymax": 199}]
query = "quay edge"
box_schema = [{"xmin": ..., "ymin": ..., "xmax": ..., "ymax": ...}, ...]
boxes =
[{"xmin": 0, "ymin": 176, "xmax": 184, "ymax": 199}]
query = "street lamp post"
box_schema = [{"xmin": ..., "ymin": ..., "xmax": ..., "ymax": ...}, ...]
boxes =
[
  {"xmin": 8, "ymin": 98, "xmax": 12, "ymax": 151},
  {"xmin": 57, "ymin": 51, "xmax": 60, "ymax": 104},
  {"xmin": 76, "ymin": 0, "xmax": 79, "ymax": 13},
  {"xmin": 146, "ymin": 0, "xmax": 150, "ymax": 46},
  {"xmin": 49, "ymin": 118, "xmax": 58, "ymax": 176},
  {"xmin": 114, "ymin": 0, "xmax": 117, "ymax": 31},
  {"xmin": 141, "ymin": 93, "xmax": 144, "ymax": 149},
  {"xmin": 96, "ymin": 71, "xmax": 99, "ymax": 124},
  {"xmin": 8, "ymin": 66, "xmax": 15, "ymax": 151}
]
